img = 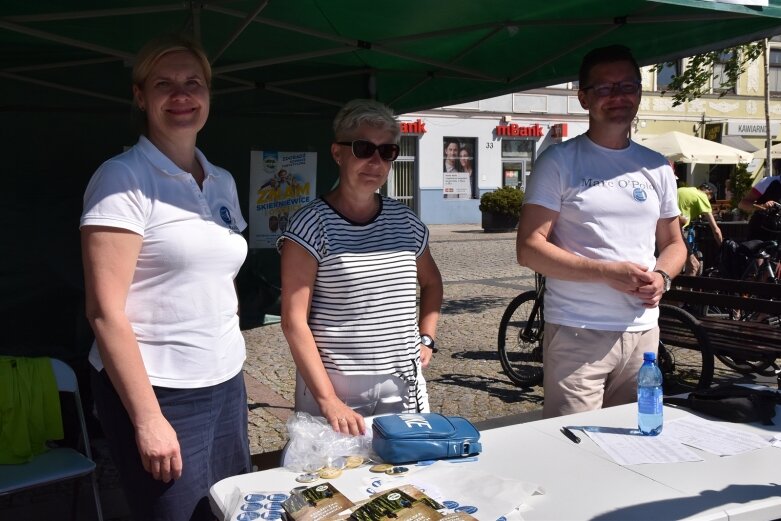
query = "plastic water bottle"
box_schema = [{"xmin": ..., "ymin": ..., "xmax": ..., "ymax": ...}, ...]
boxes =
[{"xmin": 637, "ymin": 351, "xmax": 663, "ymax": 436}]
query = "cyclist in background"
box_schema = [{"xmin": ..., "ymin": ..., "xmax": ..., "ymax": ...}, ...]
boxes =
[
  {"xmin": 677, "ymin": 182, "xmax": 723, "ymax": 275},
  {"xmin": 740, "ymin": 175, "xmax": 781, "ymax": 242}
]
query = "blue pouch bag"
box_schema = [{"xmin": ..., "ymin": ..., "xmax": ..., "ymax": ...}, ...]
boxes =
[{"xmin": 371, "ymin": 413, "xmax": 482, "ymax": 464}]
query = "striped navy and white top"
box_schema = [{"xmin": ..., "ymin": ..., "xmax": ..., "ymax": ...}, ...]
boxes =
[{"xmin": 278, "ymin": 195, "xmax": 429, "ymax": 411}]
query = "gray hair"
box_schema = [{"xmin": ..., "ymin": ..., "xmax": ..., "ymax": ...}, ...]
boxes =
[{"xmin": 333, "ymin": 99, "xmax": 400, "ymax": 142}]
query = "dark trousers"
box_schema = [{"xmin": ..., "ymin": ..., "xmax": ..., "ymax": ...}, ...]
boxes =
[{"xmin": 91, "ymin": 368, "xmax": 250, "ymax": 521}]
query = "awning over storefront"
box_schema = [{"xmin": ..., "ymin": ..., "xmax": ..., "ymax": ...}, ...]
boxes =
[
  {"xmin": 2, "ymin": 1, "xmax": 781, "ymax": 116},
  {"xmin": 722, "ymin": 135, "xmax": 760, "ymax": 153},
  {"xmin": 641, "ymin": 131, "xmax": 754, "ymax": 163}
]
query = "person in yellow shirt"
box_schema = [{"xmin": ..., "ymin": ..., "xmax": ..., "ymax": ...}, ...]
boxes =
[{"xmin": 677, "ymin": 182, "xmax": 723, "ymax": 275}]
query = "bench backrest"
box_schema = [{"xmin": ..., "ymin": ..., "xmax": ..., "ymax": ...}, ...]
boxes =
[{"xmin": 662, "ymin": 275, "xmax": 781, "ymax": 315}]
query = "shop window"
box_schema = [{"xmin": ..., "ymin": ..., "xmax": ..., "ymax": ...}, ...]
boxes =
[
  {"xmin": 382, "ymin": 136, "xmax": 417, "ymax": 211},
  {"xmin": 501, "ymin": 139, "xmax": 535, "ymax": 191}
]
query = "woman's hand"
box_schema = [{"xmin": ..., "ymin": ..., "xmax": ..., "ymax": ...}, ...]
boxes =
[
  {"xmin": 420, "ymin": 346, "xmax": 434, "ymax": 368},
  {"xmin": 135, "ymin": 414, "xmax": 183, "ymax": 482},
  {"xmin": 320, "ymin": 398, "xmax": 365, "ymax": 436}
]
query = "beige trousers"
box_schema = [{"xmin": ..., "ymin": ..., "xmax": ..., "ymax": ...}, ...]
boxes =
[{"xmin": 542, "ymin": 323, "xmax": 659, "ymax": 419}]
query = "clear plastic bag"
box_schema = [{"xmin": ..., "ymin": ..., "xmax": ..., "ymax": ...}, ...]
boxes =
[{"xmin": 281, "ymin": 412, "xmax": 372, "ymax": 472}]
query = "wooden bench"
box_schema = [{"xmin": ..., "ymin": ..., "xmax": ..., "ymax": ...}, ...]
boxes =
[{"xmin": 660, "ymin": 275, "xmax": 781, "ymax": 384}]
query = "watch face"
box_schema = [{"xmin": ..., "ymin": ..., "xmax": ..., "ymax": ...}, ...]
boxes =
[{"xmin": 421, "ymin": 335, "xmax": 433, "ymax": 346}]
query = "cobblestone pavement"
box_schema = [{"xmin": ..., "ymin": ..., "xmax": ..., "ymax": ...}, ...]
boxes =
[
  {"xmin": 243, "ymin": 223, "xmax": 542, "ymax": 455},
  {"xmin": 6, "ymin": 224, "xmax": 774, "ymax": 520},
  {"xmin": 2, "ymin": 224, "xmax": 539, "ymax": 521}
]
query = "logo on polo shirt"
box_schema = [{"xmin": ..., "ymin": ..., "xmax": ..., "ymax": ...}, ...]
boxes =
[
  {"xmin": 633, "ymin": 188, "xmax": 647, "ymax": 202},
  {"xmin": 220, "ymin": 206, "xmax": 240, "ymax": 232}
]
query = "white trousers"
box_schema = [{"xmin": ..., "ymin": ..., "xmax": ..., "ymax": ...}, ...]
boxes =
[{"xmin": 294, "ymin": 370, "xmax": 430, "ymax": 417}]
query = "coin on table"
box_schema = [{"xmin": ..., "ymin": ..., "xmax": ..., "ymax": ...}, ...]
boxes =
[
  {"xmin": 385, "ymin": 466, "xmax": 409, "ymax": 475},
  {"xmin": 318, "ymin": 466, "xmax": 343, "ymax": 479},
  {"xmin": 295, "ymin": 472, "xmax": 319, "ymax": 483},
  {"xmin": 369, "ymin": 463, "xmax": 393, "ymax": 473},
  {"xmin": 344, "ymin": 455, "xmax": 364, "ymax": 469}
]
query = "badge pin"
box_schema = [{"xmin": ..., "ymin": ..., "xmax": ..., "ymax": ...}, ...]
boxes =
[
  {"xmin": 318, "ymin": 466, "xmax": 343, "ymax": 479},
  {"xmin": 295, "ymin": 472, "xmax": 319, "ymax": 483},
  {"xmin": 369, "ymin": 463, "xmax": 393, "ymax": 473},
  {"xmin": 344, "ymin": 455, "xmax": 364, "ymax": 469}
]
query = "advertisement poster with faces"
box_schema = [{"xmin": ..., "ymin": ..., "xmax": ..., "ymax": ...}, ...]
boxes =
[
  {"xmin": 442, "ymin": 137, "xmax": 477, "ymax": 199},
  {"xmin": 249, "ymin": 151, "xmax": 317, "ymax": 248}
]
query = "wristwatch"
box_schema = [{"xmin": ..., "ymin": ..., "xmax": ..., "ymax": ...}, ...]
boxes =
[
  {"xmin": 655, "ymin": 269, "xmax": 672, "ymax": 293},
  {"xmin": 420, "ymin": 334, "xmax": 438, "ymax": 353}
]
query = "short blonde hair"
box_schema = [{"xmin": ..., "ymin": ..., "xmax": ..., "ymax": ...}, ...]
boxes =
[
  {"xmin": 131, "ymin": 34, "xmax": 211, "ymax": 133},
  {"xmin": 132, "ymin": 33, "xmax": 211, "ymax": 88},
  {"xmin": 333, "ymin": 99, "xmax": 400, "ymax": 142}
]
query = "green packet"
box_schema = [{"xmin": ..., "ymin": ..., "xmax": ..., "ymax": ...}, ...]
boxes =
[
  {"xmin": 347, "ymin": 485, "xmax": 477, "ymax": 521},
  {"xmin": 282, "ymin": 482, "xmax": 354, "ymax": 520}
]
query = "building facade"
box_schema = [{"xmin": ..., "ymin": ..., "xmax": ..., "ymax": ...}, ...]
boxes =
[{"xmin": 395, "ymin": 39, "xmax": 781, "ymax": 225}]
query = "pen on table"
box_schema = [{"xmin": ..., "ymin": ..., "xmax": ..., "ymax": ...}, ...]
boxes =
[{"xmin": 560, "ymin": 426, "xmax": 581, "ymax": 444}]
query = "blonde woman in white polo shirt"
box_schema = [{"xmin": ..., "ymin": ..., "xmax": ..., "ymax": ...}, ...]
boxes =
[{"xmin": 80, "ymin": 34, "xmax": 249, "ymax": 521}]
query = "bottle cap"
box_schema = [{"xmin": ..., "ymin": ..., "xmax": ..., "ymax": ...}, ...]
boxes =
[{"xmin": 643, "ymin": 352, "xmax": 656, "ymax": 361}]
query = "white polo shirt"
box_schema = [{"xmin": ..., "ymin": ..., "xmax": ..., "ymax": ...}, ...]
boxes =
[{"xmin": 81, "ymin": 136, "xmax": 248, "ymax": 388}]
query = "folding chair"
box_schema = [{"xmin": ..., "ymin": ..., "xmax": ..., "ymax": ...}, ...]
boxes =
[{"xmin": 0, "ymin": 358, "xmax": 104, "ymax": 521}]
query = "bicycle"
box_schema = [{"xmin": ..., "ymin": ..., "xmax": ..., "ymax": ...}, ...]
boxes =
[
  {"xmin": 683, "ymin": 220, "xmax": 712, "ymax": 277},
  {"xmin": 497, "ymin": 274, "xmax": 713, "ymax": 392},
  {"xmin": 702, "ymin": 238, "xmax": 781, "ymax": 376}
]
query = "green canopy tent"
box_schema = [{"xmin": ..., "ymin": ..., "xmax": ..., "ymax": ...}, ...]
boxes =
[
  {"xmin": 2, "ymin": 0, "xmax": 781, "ymax": 358},
  {"xmin": 2, "ymin": 0, "xmax": 781, "ymax": 115}
]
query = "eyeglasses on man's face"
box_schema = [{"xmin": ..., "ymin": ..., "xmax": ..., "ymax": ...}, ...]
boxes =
[
  {"xmin": 581, "ymin": 80, "xmax": 642, "ymax": 97},
  {"xmin": 336, "ymin": 140, "xmax": 400, "ymax": 161}
]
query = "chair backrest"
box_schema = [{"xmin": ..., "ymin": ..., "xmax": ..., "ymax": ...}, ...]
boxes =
[
  {"xmin": 51, "ymin": 358, "xmax": 78, "ymax": 393},
  {"xmin": 49, "ymin": 359, "xmax": 93, "ymax": 460}
]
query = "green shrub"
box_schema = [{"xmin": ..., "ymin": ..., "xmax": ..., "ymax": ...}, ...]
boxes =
[
  {"xmin": 479, "ymin": 186, "xmax": 524, "ymax": 216},
  {"xmin": 729, "ymin": 162, "xmax": 753, "ymax": 210}
]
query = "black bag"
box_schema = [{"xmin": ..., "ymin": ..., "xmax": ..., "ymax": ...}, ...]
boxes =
[
  {"xmin": 665, "ymin": 384, "xmax": 780, "ymax": 425},
  {"xmin": 761, "ymin": 205, "xmax": 781, "ymax": 234},
  {"xmin": 718, "ymin": 239, "xmax": 750, "ymax": 280}
]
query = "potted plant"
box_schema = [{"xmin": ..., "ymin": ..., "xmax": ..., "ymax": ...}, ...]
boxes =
[
  {"xmin": 728, "ymin": 162, "xmax": 753, "ymax": 221},
  {"xmin": 479, "ymin": 186, "xmax": 524, "ymax": 232}
]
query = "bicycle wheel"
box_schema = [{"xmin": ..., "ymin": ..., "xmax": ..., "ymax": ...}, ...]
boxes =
[
  {"xmin": 701, "ymin": 272, "xmax": 777, "ymax": 376},
  {"xmin": 498, "ymin": 291, "xmax": 544, "ymax": 387},
  {"xmin": 715, "ymin": 353, "xmax": 776, "ymax": 376},
  {"xmin": 658, "ymin": 304, "xmax": 714, "ymax": 393}
]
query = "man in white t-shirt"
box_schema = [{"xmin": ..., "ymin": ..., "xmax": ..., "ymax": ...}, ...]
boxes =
[{"xmin": 516, "ymin": 45, "xmax": 686, "ymax": 418}]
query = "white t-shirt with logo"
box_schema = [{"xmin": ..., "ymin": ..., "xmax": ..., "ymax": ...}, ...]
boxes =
[
  {"xmin": 524, "ymin": 134, "xmax": 679, "ymax": 331},
  {"xmin": 80, "ymin": 136, "xmax": 248, "ymax": 388}
]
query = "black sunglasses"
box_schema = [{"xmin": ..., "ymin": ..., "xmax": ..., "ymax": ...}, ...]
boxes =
[{"xmin": 336, "ymin": 140, "xmax": 400, "ymax": 161}]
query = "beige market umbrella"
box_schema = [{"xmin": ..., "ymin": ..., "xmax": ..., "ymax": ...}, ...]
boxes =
[{"xmin": 640, "ymin": 131, "xmax": 754, "ymax": 164}]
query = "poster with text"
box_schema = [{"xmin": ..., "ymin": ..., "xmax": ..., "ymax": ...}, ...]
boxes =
[
  {"xmin": 442, "ymin": 137, "xmax": 477, "ymax": 199},
  {"xmin": 249, "ymin": 150, "xmax": 317, "ymax": 248}
]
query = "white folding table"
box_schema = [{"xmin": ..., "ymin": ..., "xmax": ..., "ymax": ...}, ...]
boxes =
[{"xmin": 210, "ymin": 403, "xmax": 781, "ymax": 520}]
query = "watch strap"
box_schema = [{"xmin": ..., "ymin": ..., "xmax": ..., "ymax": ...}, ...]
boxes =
[
  {"xmin": 654, "ymin": 269, "xmax": 671, "ymax": 292},
  {"xmin": 420, "ymin": 334, "xmax": 438, "ymax": 353}
]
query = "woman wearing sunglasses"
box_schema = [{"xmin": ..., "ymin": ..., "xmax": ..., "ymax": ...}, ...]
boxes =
[{"xmin": 278, "ymin": 99, "xmax": 443, "ymax": 436}]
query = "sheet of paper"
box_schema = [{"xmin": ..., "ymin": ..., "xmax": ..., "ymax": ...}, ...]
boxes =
[
  {"xmin": 360, "ymin": 461, "xmax": 542, "ymax": 521},
  {"xmin": 583, "ymin": 428, "xmax": 703, "ymax": 465},
  {"xmin": 664, "ymin": 416, "xmax": 772, "ymax": 456}
]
